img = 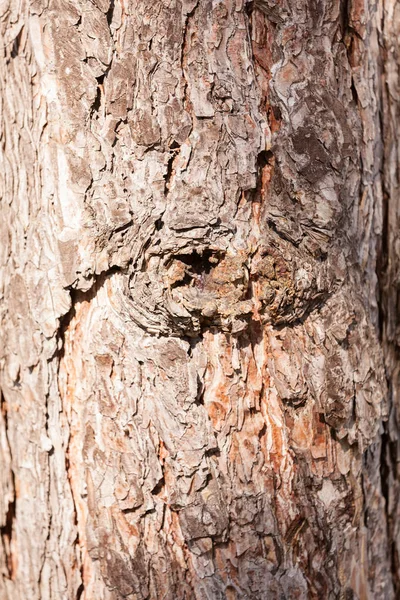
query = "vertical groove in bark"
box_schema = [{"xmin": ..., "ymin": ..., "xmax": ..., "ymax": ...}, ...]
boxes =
[
  {"xmin": 0, "ymin": 390, "xmax": 16, "ymax": 586},
  {"xmin": 0, "ymin": 0, "xmax": 399, "ymax": 598},
  {"xmin": 380, "ymin": 0, "xmax": 400, "ymax": 594}
]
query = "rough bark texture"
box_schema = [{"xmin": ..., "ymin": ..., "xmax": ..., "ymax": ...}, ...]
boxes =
[{"xmin": 0, "ymin": 0, "xmax": 399, "ymax": 598}]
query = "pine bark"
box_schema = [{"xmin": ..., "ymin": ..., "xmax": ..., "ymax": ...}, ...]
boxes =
[{"xmin": 0, "ymin": 0, "xmax": 399, "ymax": 598}]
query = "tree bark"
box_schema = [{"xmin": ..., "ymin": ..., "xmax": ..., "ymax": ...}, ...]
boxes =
[{"xmin": 0, "ymin": 0, "xmax": 398, "ymax": 598}]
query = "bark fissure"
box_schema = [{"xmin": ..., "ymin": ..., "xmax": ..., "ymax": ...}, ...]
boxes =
[{"xmin": 0, "ymin": 391, "xmax": 16, "ymax": 582}]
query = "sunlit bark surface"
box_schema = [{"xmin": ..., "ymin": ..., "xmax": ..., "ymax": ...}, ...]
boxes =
[{"xmin": 0, "ymin": 0, "xmax": 399, "ymax": 598}]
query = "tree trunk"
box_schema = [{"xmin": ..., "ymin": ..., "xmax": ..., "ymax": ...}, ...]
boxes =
[{"xmin": 0, "ymin": 0, "xmax": 398, "ymax": 598}]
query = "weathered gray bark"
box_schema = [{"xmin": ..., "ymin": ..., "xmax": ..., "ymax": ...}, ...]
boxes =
[{"xmin": 0, "ymin": 0, "xmax": 398, "ymax": 598}]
